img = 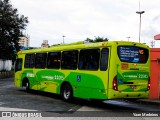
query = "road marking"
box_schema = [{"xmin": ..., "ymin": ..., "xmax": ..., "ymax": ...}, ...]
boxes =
[
  {"xmin": 0, "ymin": 102, "xmax": 5, "ymax": 106},
  {"xmin": 0, "ymin": 107, "xmax": 37, "ymax": 111},
  {"xmin": 77, "ymin": 106, "xmax": 105, "ymax": 111},
  {"xmin": 68, "ymin": 105, "xmax": 82, "ymax": 112}
]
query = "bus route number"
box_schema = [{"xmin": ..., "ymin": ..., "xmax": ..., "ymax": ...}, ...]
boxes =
[{"xmin": 138, "ymin": 74, "xmax": 148, "ymax": 79}]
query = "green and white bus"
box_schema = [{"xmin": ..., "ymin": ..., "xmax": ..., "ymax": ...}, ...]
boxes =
[{"xmin": 14, "ymin": 41, "xmax": 150, "ymax": 101}]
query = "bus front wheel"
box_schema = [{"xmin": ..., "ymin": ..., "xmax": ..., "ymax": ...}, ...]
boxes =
[
  {"xmin": 61, "ymin": 83, "xmax": 73, "ymax": 102},
  {"xmin": 26, "ymin": 81, "xmax": 30, "ymax": 91},
  {"xmin": 23, "ymin": 79, "xmax": 30, "ymax": 91}
]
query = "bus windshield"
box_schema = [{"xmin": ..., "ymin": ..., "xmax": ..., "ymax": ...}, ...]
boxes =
[{"xmin": 117, "ymin": 46, "xmax": 149, "ymax": 63}]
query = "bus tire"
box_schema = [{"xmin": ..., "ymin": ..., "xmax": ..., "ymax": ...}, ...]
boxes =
[
  {"xmin": 61, "ymin": 83, "xmax": 73, "ymax": 102},
  {"xmin": 25, "ymin": 80, "xmax": 30, "ymax": 91},
  {"xmin": 23, "ymin": 79, "xmax": 30, "ymax": 91}
]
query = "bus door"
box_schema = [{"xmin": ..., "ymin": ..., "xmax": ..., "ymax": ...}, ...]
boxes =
[
  {"xmin": 116, "ymin": 46, "xmax": 150, "ymax": 93},
  {"xmin": 14, "ymin": 58, "xmax": 23, "ymax": 87}
]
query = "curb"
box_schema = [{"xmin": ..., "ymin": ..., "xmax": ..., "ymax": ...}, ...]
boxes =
[{"xmin": 137, "ymin": 99, "xmax": 160, "ymax": 105}]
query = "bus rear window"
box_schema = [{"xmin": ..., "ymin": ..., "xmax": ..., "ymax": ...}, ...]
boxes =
[{"xmin": 117, "ymin": 46, "xmax": 149, "ymax": 63}]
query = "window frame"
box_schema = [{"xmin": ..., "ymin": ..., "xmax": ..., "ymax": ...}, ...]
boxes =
[
  {"xmin": 78, "ymin": 48, "xmax": 100, "ymax": 71},
  {"xmin": 24, "ymin": 54, "xmax": 35, "ymax": 68},
  {"xmin": 61, "ymin": 50, "xmax": 78, "ymax": 70},
  {"xmin": 35, "ymin": 53, "xmax": 47, "ymax": 69},
  {"xmin": 47, "ymin": 51, "xmax": 61, "ymax": 69}
]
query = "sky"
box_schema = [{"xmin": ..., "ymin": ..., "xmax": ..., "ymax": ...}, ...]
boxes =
[{"xmin": 11, "ymin": 0, "xmax": 160, "ymax": 47}]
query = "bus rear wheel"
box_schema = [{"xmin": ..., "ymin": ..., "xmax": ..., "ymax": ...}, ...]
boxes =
[{"xmin": 61, "ymin": 83, "xmax": 73, "ymax": 102}]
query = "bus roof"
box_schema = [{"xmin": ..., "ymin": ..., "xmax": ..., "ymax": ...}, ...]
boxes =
[{"xmin": 18, "ymin": 41, "xmax": 149, "ymax": 54}]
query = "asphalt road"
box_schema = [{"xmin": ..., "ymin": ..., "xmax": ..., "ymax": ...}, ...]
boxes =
[{"xmin": 0, "ymin": 78, "xmax": 160, "ymax": 119}]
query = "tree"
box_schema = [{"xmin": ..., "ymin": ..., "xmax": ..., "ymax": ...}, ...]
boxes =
[
  {"xmin": 86, "ymin": 37, "xmax": 94, "ymax": 42},
  {"xmin": 94, "ymin": 36, "xmax": 109, "ymax": 42},
  {"xmin": 0, "ymin": 0, "xmax": 28, "ymax": 60},
  {"xmin": 85, "ymin": 36, "xmax": 109, "ymax": 43}
]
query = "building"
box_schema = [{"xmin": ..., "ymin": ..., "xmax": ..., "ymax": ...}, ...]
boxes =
[
  {"xmin": 19, "ymin": 36, "xmax": 30, "ymax": 47},
  {"xmin": 41, "ymin": 40, "xmax": 49, "ymax": 48},
  {"xmin": 150, "ymin": 48, "xmax": 160, "ymax": 99},
  {"xmin": 150, "ymin": 34, "xmax": 160, "ymax": 99},
  {"xmin": 154, "ymin": 34, "xmax": 160, "ymax": 40}
]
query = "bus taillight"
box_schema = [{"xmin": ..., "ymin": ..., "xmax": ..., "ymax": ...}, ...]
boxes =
[
  {"xmin": 113, "ymin": 76, "xmax": 118, "ymax": 91},
  {"xmin": 147, "ymin": 77, "xmax": 151, "ymax": 90}
]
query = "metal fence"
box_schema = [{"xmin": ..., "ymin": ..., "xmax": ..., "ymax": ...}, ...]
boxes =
[
  {"xmin": 0, "ymin": 59, "xmax": 14, "ymax": 79},
  {"xmin": 0, "ymin": 60, "xmax": 12, "ymax": 71},
  {"xmin": 0, "ymin": 71, "xmax": 14, "ymax": 79}
]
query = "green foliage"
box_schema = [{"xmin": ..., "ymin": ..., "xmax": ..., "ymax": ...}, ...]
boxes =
[
  {"xmin": 0, "ymin": 0, "xmax": 28, "ymax": 60},
  {"xmin": 85, "ymin": 36, "xmax": 109, "ymax": 43}
]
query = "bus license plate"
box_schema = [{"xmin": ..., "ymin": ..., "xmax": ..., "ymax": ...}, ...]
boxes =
[{"xmin": 130, "ymin": 85, "xmax": 136, "ymax": 89}]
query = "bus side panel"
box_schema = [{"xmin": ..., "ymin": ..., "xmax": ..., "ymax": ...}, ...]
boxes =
[
  {"xmin": 14, "ymin": 69, "xmax": 22, "ymax": 87},
  {"xmin": 63, "ymin": 71, "xmax": 108, "ymax": 99},
  {"xmin": 63, "ymin": 47, "xmax": 111, "ymax": 99},
  {"xmin": 20, "ymin": 69, "xmax": 38, "ymax": 90},
  {"xmin": 107, "ymin": 46, "xmax": 118, "ymax": 99},
  {"xmin": 35, "ymin": 69, "xmax": 64, "ymax": 93}
]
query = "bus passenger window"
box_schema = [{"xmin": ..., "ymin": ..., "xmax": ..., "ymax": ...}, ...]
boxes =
[
  {"xmin": 47, "ymin": 52, "xmax": 61, "ymax": 69},
  {"xmin": 35, "ymin": 53, "xmax": 47, "ymax": 69},
  {"xmin": 61, "ymin": 50, "xmax": 78, "ymax": 70},
  {"xmin": 78, "ymin": 49, "xmax": 100, "ymax": 70},
  {"xmin": 100, "ymin": 48, "xmax": 109, "ymax": 71},
  {"xmin": 24, "ymin": 54, "xmax": 35, "ymax": 68},
  {"xmin": 15, "ymin": 58, "xmax": 22, "ymax": 72}
]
